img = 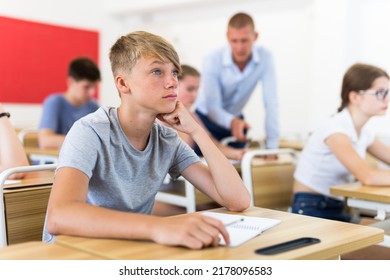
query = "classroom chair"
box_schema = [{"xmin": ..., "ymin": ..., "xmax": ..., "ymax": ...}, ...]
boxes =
[
  {"xmin": 18, "ymin": 129, "xmax": 58, "ymax": 165},
  {"xmin": 155, "ymin": 175, "xmax": 196, "ymax": 213},
  {"xmin": 0, "ymin": 164, "xmax": 56, "ymax": 247},
  {"xmin": 240, "ymin": 148, "xmax": 299, "ymax": 208},
  {"xmin": 155, "ymin": 158, "xmax": 212, "ymax": 213},
  {"xmin": 17, "ymin": 128, "xmax": 39, "ymax": 147}
]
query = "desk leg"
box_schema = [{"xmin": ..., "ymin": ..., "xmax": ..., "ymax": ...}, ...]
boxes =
[
  {"xmin": 347, "ymin": 198, "xmax": 390, "ymax": 221},
  {"xmin": 371, "ymin": 219, "xmax": 390, "ymax": 248}
]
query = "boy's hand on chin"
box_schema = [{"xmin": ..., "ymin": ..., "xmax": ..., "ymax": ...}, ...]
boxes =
[{"xmin": 157, "ymin": 101, "xmax": 200, "ymax": 135}]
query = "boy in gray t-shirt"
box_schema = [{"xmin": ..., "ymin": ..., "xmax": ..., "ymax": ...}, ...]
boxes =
[{"xmin": 44, "ymin": 31, "xmax": 250, "ymax": 249}]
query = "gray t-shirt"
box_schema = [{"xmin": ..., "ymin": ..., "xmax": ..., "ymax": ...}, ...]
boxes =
[{"xmin": 43, "ymin": 106, "xmax": 200, "ymax": 243}]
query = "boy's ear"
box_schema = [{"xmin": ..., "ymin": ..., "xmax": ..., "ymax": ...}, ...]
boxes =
[
  {"xmin": 67, "ymin": 76, "xmax": 75, "ymax": 88},
  {"xmin": 115, "ymin": 75, "xmax": 131, "ymax": 94}
]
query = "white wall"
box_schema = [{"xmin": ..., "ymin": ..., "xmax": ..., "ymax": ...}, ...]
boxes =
[
  {"xmin": 1, "ymin": 0, "xmax": 390, "ymax": 141},
  {"xmin": 103, "ymin": 0, "xmax": 313, "ymax": 140},
  {"xmin": 344, "ymin": 0, "xmax": 390, "ymax": 138}
]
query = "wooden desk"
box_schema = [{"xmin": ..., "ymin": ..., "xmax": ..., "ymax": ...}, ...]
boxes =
[
  {"xmin": 330, "ymin": 183, "xmax": 390, "ymax": 246},
  {"xmin": 0, "ymin": 241, "xmax": 102, "ymax": 260},
  {"xmin": 16, "ymin": 128, "xmax": 39, "ymax": 148},
  {"xmin": 3, "ymin": 171, "xmax": 54, "ymax": 245},
  {"xmin": 330, "ymin": 183, "xmax": 390, "ymax": 204},
  {"xmin": 55, "ymin": 207, "xmax": 383, "ymax": 260},
  {"xmin": 234, "ymin": 153, "xmax": 295, "ymax": 173},
  {"xmin": 17, "ymin": 128, "xmax": 59, "ymax": 163},
  {"xmin": 279, "ymin": 139, "xmax": 305, "ymax": 151},
  {"xmin": 24, "ymin": 147, "xmax": 59, "ymax": 165},
  {"xmin": 194, "ymin": 154, "xmax": 296, "ymax": 209},
  {"xmin": 24, "ymin": 147, "xmax": 60, "ymax": 157},
  {"xmin": 4, "ymin": 170, "xmax": 54, "ymax": 189}
]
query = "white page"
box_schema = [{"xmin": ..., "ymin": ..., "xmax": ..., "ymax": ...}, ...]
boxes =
[
  {"xmin": 4, "ymin": 179, "xmax": 21, "ymax": 185},
  {"xmin": 202, "ymin": 212, "xmax": 244, "ymax": 225},
  {"xmin": 202, "ymin": 211, "xmax": 280, "ymax": 247}
]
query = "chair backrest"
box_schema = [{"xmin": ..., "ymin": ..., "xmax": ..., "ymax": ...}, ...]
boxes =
[
  {"xmin": 0, "ymin": 164, "xmax": 57, "ymax": 247},
  {"xmin": 18, "ymin": 129, "xmax": 59, "ymax": 165},
  {"xmin": 17, "ymin": 129, "xmax": 39, "ymax": 147},
  {"xmin": 241, "ymin": 148, "xmax": 299, "ymax": 208}
]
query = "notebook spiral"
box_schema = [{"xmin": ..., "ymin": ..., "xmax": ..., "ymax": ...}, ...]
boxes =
[{"xmin": 229, "ymin": 223, "xmax": 262, "ymax": 231}]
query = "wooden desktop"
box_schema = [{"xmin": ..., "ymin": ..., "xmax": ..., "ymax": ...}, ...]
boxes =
[
  {"xmin": 54, "ymin": 207, "xmax": 384, "ymax": 260},
  {"xmin": 3, "ymin": 171, "xmax": 54, "ymax": 245},
  {"xmin": 0, "ymin": 241, "xmax": 100, "ymax": 260},
  {"xmin": 330, "ymin": 182, "xmax": 390, "ymax": 247}
]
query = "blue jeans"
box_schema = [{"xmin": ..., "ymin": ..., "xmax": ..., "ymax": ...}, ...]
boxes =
[
  {"xmin": 194, "ymin": 110, "xmax": 247, "ymax": 155},
  {"xmin": 291, "ymin": 192, "xmax": 351, "ymax": 222}
]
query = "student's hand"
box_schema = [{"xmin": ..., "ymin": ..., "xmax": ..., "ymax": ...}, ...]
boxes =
[
  {"xmin": 151, "ymin": 214, "xmax": 230, "ymax": 249},
  {"xmin": 220, "ymin": 145, "xmax": 248, "ymax": 161},
  {"xmin": 8, "ymin": 172, "xmax": 26, "ymax": 180},
  {"xmin": 157, "ymin": 101, "xmax": 200, "ymax": 136},
  {"xmin": 231, "ymin": 118, "xmax": 251, "ymax": 142}
]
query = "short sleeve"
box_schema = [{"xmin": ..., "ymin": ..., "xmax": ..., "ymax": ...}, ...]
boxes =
[
  {"xmin": 321, "ymin": 125, "xmax": 346, "ymax": 142},
  {"xmin": 168, "ymin": 138, "xmax": 201, "ymax": 179},
  {"xmin": 39, "ymin": 95, "xmax": 61, "ymax": 131},
  {"xmin": 316, "ymin": 111, "xmax": 365, "ymax": 147},
  {"xmin": 57, "ymin": 119, "xmax": 100, "ymax": 178},
  {"xmin": 89, "ymin": 100, "xmax": 100, "ymax": 112}
]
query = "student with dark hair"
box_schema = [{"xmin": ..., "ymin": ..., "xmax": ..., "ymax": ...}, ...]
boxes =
[
  {"xmin": 292, "ymin": 63, "xmax": 390, "ymax": 222},
  {"xmin": 0, "ymin": 103, "xmax": 29, "ymax": 179},
  {"xmin": 38, "ymin": 57, "xmax": 101, "ymax": 149}
]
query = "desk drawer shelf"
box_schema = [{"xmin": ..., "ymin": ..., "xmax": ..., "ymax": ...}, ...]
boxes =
[{"xmin": 4, "ymin": 187, "xmax": 51, "ymax": 245}]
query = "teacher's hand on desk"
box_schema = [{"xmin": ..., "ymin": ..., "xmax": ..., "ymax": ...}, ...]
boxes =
[
  {"xmin": 231, "ymin": 118, "xmax": 251, "ymax": 142},
  {"xmin": 151, "ymin": 214, "xmax": 230, "ymax": 249}
]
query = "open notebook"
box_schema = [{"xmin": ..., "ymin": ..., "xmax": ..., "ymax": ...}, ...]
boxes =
[{"xmin": 202, "ymin": 211, "xmax": 280, "ymax": 247}]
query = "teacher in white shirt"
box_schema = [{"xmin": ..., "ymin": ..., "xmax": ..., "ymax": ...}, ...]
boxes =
[{"xmin": 195, "ymin": 12, "xmax": 279, "ymax": 154}]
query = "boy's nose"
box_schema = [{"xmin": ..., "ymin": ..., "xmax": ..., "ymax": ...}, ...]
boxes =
[{"xmin": 165, "ymin": 74, "xmax": 178, "ymax": 88}]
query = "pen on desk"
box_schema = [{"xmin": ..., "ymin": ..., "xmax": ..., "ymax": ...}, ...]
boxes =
[{"xmin": 225, "ymin": 218, "xmax": 244, "ymax": 227}]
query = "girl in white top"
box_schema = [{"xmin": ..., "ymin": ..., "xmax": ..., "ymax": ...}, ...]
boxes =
[{"xmin": 292, "ymin": 63, "xmax": 390, "ymax": 222}]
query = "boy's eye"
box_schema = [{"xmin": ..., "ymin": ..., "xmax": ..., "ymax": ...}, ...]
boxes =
[
  {"xmin": 172, "ymin": 70, "xmax": 179, "ymax": 78},
  {"xmin": 152, "ymin": 70, "xmax": 162, "ymax": 75}
]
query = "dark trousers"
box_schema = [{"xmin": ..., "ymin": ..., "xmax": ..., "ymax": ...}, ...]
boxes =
[
  {"xmin": 194, "ymin": 110, "xmax": 246, "ymax": 155},
  {"xmin": 291, "ymin": 192, "xmax": 351, "ymax": 222}
]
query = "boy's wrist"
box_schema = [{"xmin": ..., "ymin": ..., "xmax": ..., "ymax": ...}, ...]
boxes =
[
  {"xmin": 148, "ymin": 216, "xmax": 167, "ymax": 243},
  {"xmin": 190, "ymin": 126, "xmax": 209, "ymax": 144}
]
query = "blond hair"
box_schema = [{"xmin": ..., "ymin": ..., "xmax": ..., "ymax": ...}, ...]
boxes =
[
  {"xmin": 109, "ymin": 31, "xmax": 181, "ymax": 77},
  {"xmin": 228, "ymin": 12, "xmax": 255, "ymax": 30}
]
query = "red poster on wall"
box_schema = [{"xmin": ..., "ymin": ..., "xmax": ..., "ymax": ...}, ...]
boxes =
[{"xmin": 0, "ymin": 16, "xmax": 99, "ymax": 103}]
